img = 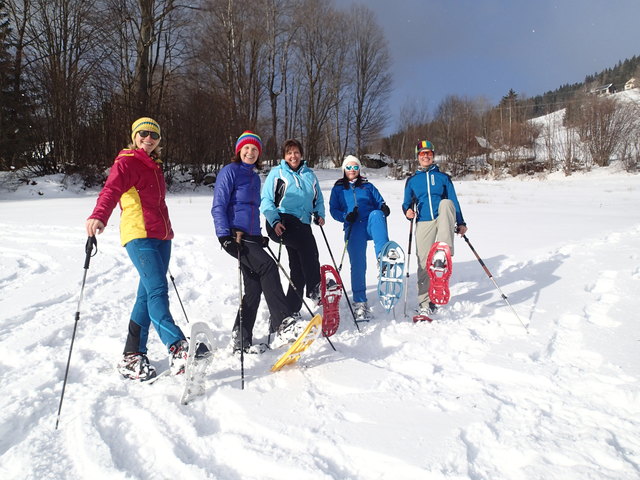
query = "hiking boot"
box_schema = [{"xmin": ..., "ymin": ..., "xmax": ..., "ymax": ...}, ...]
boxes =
[
  {"xmin": 117, "ymin": 352, "xmax": 157, "ymax": 382},
  {"xmin": 307, "ymin": 283, "xmax": 321, "ymax": 306},
  {"xmin": 231, "ymin": 327, "xmax": 253, "ymax": 353},
  {"xmin": 169, "ymin": 339, "xmax": 189, "ymax": 375},
  {"xmin": 417, "ymin": 302, "xmax": 438, "ymax": 316},
  {"xmin": 271, "ymin": 316, "xmax": 306, "ymax": 348},
  {"xmin": 432, "ymin": 250, "xmax": 447, "ymax": 269},
  {"xmin": 387, "ymin": 248, "xmax": 400, "ymax": 260},
  {"xmin": 353, "ymin": 302, "xmax": 372, "ymax": 321},
  {"xmin": 235, "ymin": 343, "xmax": 269, "ymax": 355}
]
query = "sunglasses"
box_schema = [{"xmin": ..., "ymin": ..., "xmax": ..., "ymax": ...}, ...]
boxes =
[
  {"xmin": 138, "ymin": 130, "xmax": 160, "ymax": 140},
  {"xmin": 418, "ymin": 150, "xmax": 434, "ymax": 157},
  {"xmin": 345, "ymin": 165, "xmax": 360, "ymax": 171}
]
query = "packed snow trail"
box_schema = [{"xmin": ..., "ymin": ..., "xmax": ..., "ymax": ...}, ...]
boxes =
[{"xmin": 1, "ymin": 168, "xmax": 639, "ymax": 479}]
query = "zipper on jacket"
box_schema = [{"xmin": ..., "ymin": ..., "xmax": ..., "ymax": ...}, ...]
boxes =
[
  {"xmin": 154, "ymin": 166, "xmax": 170, "ymax": 239},
  {"xmin": 426, "ymin": 171, "xmax": 435, "ymax": 220}
]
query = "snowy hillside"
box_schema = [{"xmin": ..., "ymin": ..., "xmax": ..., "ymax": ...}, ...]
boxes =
[
  {"xmin": 530, "ymin": 88, "xmax": 640, "ymax": 167},
  {"xmin": 0, "ymin": 166, "xmax": 639, "ymax": 479}
]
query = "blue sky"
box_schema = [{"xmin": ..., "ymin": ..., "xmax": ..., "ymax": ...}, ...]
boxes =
[{"xmin": 334, "ymin": 0, "xmax": 640, "ymax": 132}]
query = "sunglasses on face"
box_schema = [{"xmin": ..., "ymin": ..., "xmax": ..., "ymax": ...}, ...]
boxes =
[
  {"xmin": 138, "ymin": 130, "xmax": 160, "ymax": 140},
  {"xmin": 345, "ymin": 165, "xmax": 360, "ymax": 171},
  {"xmin": 418, "ymin": 150, "xmax": 433, "ymax": 157}
]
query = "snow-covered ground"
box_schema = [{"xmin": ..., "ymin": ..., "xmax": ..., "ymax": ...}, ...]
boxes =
[{"xmin": 1, "ymin": 165, "xmax": 639, "ymax": 479}]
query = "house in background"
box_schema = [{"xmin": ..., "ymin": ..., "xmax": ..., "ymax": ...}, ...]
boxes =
[
  {"xmin": 591, "ymin": 83, "xmax": 616, "ymax": 95},
  {"xmin": 624, "ymin": 77, "xmax": 638, "ymax": 90}
]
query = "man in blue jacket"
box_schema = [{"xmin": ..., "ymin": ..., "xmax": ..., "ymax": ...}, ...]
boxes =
[{"xmin": 402, "ymin": 140, "xmax": 468, "ymax": 316}]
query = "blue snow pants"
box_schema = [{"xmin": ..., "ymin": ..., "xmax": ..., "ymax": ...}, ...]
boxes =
[
  {"xmin": 346, "ymin": 209, "xmax": 389, "ymax": 303},
  {"xmin": 124, "ymin": 238, "xmax": 185, "ymax": 353}
]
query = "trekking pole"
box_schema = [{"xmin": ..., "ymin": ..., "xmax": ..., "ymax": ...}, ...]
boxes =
[
  {"xmin": 462, "ymin": 234, "xmax": 529, "ymax": 333},
  {"xmin": 55, "ymin": 236, "xmax": 97, "ymax": 430},
  {"xmin": 337, "ymin": 224, "xmax": 354, "ymax": 272},
  {"xmin": 319, "ymin": 224, "xmax": 360, "ymax": 332},
  {"xmin": 403, "ymin": 215, "xmax": 415, "ymax": 318},
  {"xmin": 235, "ymin": 231, "xmax": 245, "ymax": 389},
  {"xmin": 168, "ymin": 268, "xmax": 189, "ymax": 324},
  {"xmin": 262, "ymin": 242, "xmax": 336, "ymax": 352},
  {"xmin": 276, "ymin": 239, "xmax": 283, "ymax": 264}
]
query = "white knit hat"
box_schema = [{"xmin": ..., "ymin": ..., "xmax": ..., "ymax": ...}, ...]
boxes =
[{"xmin": 342, "ymin": 155, "xmax": 362, "ymax": 171}]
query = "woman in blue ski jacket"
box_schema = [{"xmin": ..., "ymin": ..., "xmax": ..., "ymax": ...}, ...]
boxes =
[
  {"xmin": 329, "ymin": 155, "xmax": 391, "ymax": 319},
  {"xmin": 260, "ymin": 138, "xmax": 325, "ymax": 316},
  {"xmin": 402, "ymin": 140, "xmax": 467, "ymax": 315},
  {"xmin": 212, "ymin": 131, "xmax": 302, "ymax": 352}
]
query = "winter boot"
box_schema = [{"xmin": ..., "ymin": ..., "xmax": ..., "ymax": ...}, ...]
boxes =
[
  {"xmin": 117, "ymin": 352, "xmax": 157, "ymax": 382},
  {"xmin": 417, "ymin": 302, "xmax": 438, "ymax": 316},
  {"xmin": 169, "ymin": 339, "xmax": 189, "ymax": 375},
  {"xmin": 353, "ymin": 302, "xmax": 372, "ymax": 321},
  {"xmin": 271, "ymin": 316, "xmax": 306, "ymax": 348},
  {"xmin": 307, "ymin": 283, "xmax": 321, "ymax": 306}
]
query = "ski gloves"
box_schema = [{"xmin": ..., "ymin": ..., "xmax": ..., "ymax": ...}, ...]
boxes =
[
  {"xmin": 345, "ymin": 204, "xmax": 389, "ymax": 223},
  {"xmin": 219, "ymin": 235, "xmax": 244, "ymax": 256},
  {"xmin": 345, "ymin": 206, "xmax": 359, "ymax": 223},
  {"xmin": 219, "ymin": 233, "xmax": 269, "ymax": 256}
]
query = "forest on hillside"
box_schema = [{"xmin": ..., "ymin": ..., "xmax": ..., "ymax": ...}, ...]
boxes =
[{"xmin": 1, "ymin": 0, "xmax": 638, "ymax": 188}]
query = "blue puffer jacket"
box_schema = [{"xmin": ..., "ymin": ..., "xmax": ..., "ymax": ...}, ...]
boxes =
[
  {"xmin": 212, "ymin": 161, "xmax": 262, "ymax": 237},
  {"xmin": 329, "ymin": 176, "xmax": 385, "ymax": 229},
  {"xmin": 260, "ymin": 159, "xmax": 325, "ymax": 226},
  {"xmin": 402, "ymin": 165, "xmax": 465, "ymax": 225}
]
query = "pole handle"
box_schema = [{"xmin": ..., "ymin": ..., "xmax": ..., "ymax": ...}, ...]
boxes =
[{"xmin": 84, "ymin": 236, "xmax": 97, "ymax": 269}]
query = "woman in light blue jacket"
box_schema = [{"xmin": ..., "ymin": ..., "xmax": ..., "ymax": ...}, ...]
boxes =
[{"xmin": 260, "ymin": 139, "xmax": 325, "ymax": 316}]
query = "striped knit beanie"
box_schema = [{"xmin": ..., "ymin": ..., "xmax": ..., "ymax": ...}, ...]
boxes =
[
  {"xmin": 131, "ymin": 117, "xmax": 161, "ymax": 142},
  {"xmin": 415, "ymin": 139, "xmax": 435, "ymax": 157},
  {"xmin": 235, "ymin": 131, "xmax": 262, "ymax": 156}
]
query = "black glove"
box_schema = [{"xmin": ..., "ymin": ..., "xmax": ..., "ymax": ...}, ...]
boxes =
[
  {"xmin": 312, "ymin": 213, "xmax": 321, "ymax": 225},
  {"xmin": 345, "ymin": 206, "xmax": 359, "ymax": 223},
  {"xmin": 219, "ymin": 235, "xmax": 233, "ymax": 249},
  {"xmin": 219, "ymin": 235, "xmax": 242, "ymax": 256},
  {"xmin": 381, "ymin": 203, "xmax": 390, "ymax": 217}
]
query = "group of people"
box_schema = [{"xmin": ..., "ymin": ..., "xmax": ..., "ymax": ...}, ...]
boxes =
[{"xmin": 86, "ymin": 118, "xmax": 467, "ymax": 382}]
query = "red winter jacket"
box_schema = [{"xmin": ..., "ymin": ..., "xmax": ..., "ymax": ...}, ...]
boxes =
[{"xmin": 89, "ymin": 148, "xmax": 174, "ymax": 246}]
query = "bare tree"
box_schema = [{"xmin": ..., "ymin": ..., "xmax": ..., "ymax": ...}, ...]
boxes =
[
  {"xmin": 567, "ymin": 94, "xmax": 636, "ymax": 167},
  {"xmin": 198, "ymin": 0, "xmax": 268, "ymax": 150},
  {"xmin": 261, "ymin": 0, "xmax": 298, "ymax": 160},
  {"xmin": 347, "ymin": 4, "xmax": 391, "ymax": 158},
  {"xmin": 293, "ymin": 0, "xmax": 348, "ymax": 166},
  {"xmin": 433, "ymin": 95, "xmax": 484, "ymax": 176},
  {"xmin": 21, "ymin": 0, "xmax": 105, "ymax": 171}
]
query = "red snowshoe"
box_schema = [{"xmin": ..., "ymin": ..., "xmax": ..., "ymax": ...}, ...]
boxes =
[
  {"xmin": 426, "ymin": 242, "xmax": 452, "ymax": 305},
  {"xmin": 320, "ymin": 264, "xmax": 342, "ymax": 337}
]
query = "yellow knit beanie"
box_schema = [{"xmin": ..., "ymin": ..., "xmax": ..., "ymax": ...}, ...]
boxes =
[{"xmin": 131, "ymin": 117, "xmax": 161, "ymax": 142}]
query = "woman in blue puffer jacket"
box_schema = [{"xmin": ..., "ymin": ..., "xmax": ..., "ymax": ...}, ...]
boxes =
[
  {"xmin": 329, "ymin": 155, "xmax": 391, "ymax": 320},
  {"xmin": 212, "ymin": 131, "xmax": 302, "ymax": 352}
]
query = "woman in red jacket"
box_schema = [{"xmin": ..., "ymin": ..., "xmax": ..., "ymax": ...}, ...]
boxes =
[{"xmin": 86, "ymin": 117, "xmax": 189, "ymax": 381}]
